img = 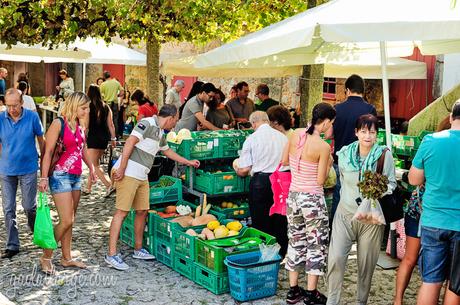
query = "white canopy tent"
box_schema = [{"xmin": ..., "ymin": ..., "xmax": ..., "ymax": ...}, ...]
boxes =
[
  {"xmin": 163, "ymin": 54, "xmax": 426, "ymax": 79},
  {"xmin": 195, "ymin": 0, "xmax": 460, "ymax": 147},
  {"xmin": 1, "ymin": 38, "xmax": 146, "ymax": 90},
  {"xmin": 0, "ymin": 42, "xmax": 91, "ymax": 63}
]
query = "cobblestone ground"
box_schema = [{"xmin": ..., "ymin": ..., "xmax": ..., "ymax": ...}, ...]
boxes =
[{"xmin": 0, "ymin": 170, "xmax": 422, "ymax": 305}]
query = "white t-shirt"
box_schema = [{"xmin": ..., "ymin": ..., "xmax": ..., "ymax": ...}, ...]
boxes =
[
  {"xmin": 239, "ymin": 123, "xmax": 287, "ymax": 175},
  {"xmin": 113, "ymin": 116, "xmax": 168, "ymax": 180},
  {"xmin": 22, "ymin": 95, "xmax": 37, "ymax": 111}
]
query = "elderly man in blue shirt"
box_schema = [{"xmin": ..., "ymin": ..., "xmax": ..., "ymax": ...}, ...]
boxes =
[{"xmin": 0, "ymin": 88, "xmax": 45, "ymax": 259}]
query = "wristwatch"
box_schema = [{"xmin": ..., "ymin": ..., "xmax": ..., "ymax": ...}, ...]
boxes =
[{"xmin": 111, "ymin": 137, "xmax": 117, "ymax": 141}]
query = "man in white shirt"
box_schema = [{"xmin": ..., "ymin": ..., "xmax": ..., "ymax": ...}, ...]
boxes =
[
  {"xmin": 235, "ymin": 111, "xmax": 287, "ymax": 236},
  {"xmin": 165, "ymin": 80, "xmax": 185, "ymax": 110}
]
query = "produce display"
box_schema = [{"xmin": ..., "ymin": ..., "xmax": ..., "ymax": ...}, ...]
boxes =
[{"xmin": 151, "ymin": 176, "xmax": 175, "ymax": 188}]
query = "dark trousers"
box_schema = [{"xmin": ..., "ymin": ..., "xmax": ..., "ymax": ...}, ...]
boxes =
[
  {"xmin": 249, "ymin": 173, "xmax": 288, "ymax": 257},
  {"xmin": 109, "ymin": 102, "xmax": 120, "ymax": 138}
]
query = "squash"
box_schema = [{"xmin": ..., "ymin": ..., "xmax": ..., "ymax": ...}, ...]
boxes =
[
  {"xmin": 170, "ymin": 215, "xmax": 193, "ymax": 227},
  {"xmin": 191, "ymin": 214, "xmax": 217, "ymax": 226},
  {"xmin": 202, "ymin": 228, "xmax": 215, "ymax": 240},
  {"xmin": 185, "ymin": 229, "xmax": 198, "ymax": 236},
  {"xmin": 165, "ymin": 206, "xmax": 177, "ymax": 214}
]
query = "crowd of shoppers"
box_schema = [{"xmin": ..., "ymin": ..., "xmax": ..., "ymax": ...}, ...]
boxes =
[{"xmin": 1, "ymin": 72, "xmax": 458, "ymax": 305}]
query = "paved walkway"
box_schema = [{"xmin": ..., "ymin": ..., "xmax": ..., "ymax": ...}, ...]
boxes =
[{"xmin": 0, "ymin": 171, "xmax": 421, "ymax": 305}]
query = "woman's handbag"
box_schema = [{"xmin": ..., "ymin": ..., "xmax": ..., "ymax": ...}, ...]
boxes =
[
  {"xmin": 269, "ymin": 163, "xmax": 292, "ymax": 216},
  {"xmin": 47, "ymin": 117, "xmax": 65, "ymax": 177},
  {"xmin": 449, "ymin": 240, "xmax": 460, "ymax": 295},
  {"xmin": 376, "ymin": 149, "xmax": 404, "ymax": 223},
  {"xmin": 33, "ymin": 192, "xmax": 57, "ymax": 249}
]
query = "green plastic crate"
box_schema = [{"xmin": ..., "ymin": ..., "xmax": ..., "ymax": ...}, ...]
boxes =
[
  {"xmin": 173, "ymin": 254, "xmax": 196, "ymax": 281},
  {"xmin": 168, "ymin": 138, "xmax": 219, "ymax": 160},
  {"xmin": 418, "ymin": 130, "xmax": 433, "ymax": 140},
  {"xmin": 156, "ymin": 240, "xmax": 174, "ymax": 268},
  {"xmin": 187, "ymin": 167, "xmax": 248, "ymax": 195},
  {"xmin": 211, "ymin": 200, "xmax": 250, "ymax": 219},
  {"xmin": 195, "ymin": 228, "xmax": 276, "ymax": 274},
  {"xmin": 173, "ymin": 225, "xmax": 205, "ymax": 260},
  {"xmin": 153, "ymin": 201, "xmax": 222, "ymax": 245},
  {"xmin": 168, "ymin": 130, "xmax": 253, "ymax": 160},
  {"xmin": 145, "ymin": 211, "xmax": 157, "ymax": 235},
  {"xmin": 391, "ymin": 134, "xmax": 421, "ymax": 157},
  {"xmin": 194, "ymin": 263, "xmax": 229, "ymax": 295},
  {"xmin": 149, "ymin": 176, "xmax": 182, "ymax": 204},
  {"xmin": 120, "ymin": 223, "xmax": 135, "ymax": 248},
  {"xmin": 122, "ymin": 209, "xmax": 136, "ymax": 229},
  {"xmin": 143, "ymin": 234, "xmax": 155, "ymax": 256},
  {"xmin": 377, "ymin": 130, "xmax": 387, "ymax": 145}
]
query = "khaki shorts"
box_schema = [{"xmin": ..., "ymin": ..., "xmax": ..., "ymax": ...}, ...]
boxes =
[{"xmin": 115, "ymin": 175, "xmax": 149, "ymax": 211}]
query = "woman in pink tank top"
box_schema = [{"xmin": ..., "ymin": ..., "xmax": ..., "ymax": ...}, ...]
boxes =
[
  {"xmin": 38, "ymin": 92, "xmax": 95, "ymax": 274},
  {"xmin": 281, "ymin": 103, "xmax": 336, "ymax": 304}
]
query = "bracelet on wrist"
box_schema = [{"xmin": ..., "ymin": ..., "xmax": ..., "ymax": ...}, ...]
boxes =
[{"xmin": 111, "ymin": 137, "xmax": 117, "ymax": 141}]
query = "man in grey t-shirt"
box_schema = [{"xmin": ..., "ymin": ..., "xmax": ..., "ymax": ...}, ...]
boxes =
[{"xmin": 175, "ymin": 82, "xmax": 220, "ymax": 131}]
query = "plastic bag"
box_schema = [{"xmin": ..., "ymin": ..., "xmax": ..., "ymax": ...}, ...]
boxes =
[
  {"xmin": 324, "ymin": 167, "xmax": 337, "ymax": 189},
  {"xmin": 33, "ymin": 192, "xmax": 57, "ymax": 249},
  {"xmin": 258, "ymin": 243, "xmax": 281, "ymax": 262},
  {"xmin": 352, "ymin": 198, "xmax": 386, "ymax": 225}
]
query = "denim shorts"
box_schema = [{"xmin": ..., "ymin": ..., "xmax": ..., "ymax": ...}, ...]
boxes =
[
  {"xmin": 49, "ymin": 171, "xmax": 81, "ymax": 194},
  {"xmin": 404, "ymin": 214, "xmax": 420, "ymax": 238},
  {"xmin": 419, "ymin": 225, "xmax": 460, "ymax": 283}
]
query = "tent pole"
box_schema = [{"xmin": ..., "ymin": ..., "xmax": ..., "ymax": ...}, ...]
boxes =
[
  {"xmin": 82, "ymin": 61, "xmax": 86, "ymax": 92},
  {"xmin": 380, "ymin": 41, "xmax": 397, "ymax": 259}
]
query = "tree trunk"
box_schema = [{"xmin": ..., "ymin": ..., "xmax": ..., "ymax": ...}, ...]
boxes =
[
  {"xmin": 299, "ymin": 64, "xmax": 324, "ymax": 126},
  {"xmin": 146, "ymin": 37, "xmax": 161, "ymax": 104},
  {"xmin": 299, "ymin": 0, "xmax": 324, "ymax": 127}
]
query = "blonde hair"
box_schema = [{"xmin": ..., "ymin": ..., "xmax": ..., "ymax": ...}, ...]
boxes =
[{"xmin": 60, "ymin": 92, "xmax": 90, "ymax": 130}]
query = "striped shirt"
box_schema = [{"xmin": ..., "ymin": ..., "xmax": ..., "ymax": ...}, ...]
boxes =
[
  {"xmin": 289, "ymin": 155, "xmax": 323, "ymax": 194},
  {"xmin": 113, "ymin": 116, "xmax": 168, "ymax": 180}
]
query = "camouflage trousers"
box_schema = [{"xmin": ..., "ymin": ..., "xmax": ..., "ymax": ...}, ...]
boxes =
[{"xmin": 285, "ymin": 191, "xmax": 329, "ymax": 275}]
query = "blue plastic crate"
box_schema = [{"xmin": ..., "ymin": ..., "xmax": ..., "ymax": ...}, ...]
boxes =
[{"xmin": 224, "ymin": 251, "xmax": 281, "ymax": 302}]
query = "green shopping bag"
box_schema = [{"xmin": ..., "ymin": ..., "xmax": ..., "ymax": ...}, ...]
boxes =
[{"xmin": 33, "ymin": 192, "xmax": 57, "ymax": 249}]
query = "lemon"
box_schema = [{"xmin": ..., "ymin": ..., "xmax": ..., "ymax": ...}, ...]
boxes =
[
  {"xmin": 207, "ymin": 220, "xmax": 220, "ymax": 231},
  {"xmin": 226, "ymin": 221, "xmax": 243, "ymax": 232}
]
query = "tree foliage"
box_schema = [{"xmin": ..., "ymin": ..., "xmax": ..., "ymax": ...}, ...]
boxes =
[{"xmin": 0, "ymin": 0, "xmax": 307, "ymax": 47}]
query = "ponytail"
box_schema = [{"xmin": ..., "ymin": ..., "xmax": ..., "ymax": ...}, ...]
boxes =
[
  {"xmin": 307, "ymin": 102, "xmax": 337, "ymax": 135},
  {"xmin": 306, "ymin": 119, "xmax": 316, "ymax": 135}
]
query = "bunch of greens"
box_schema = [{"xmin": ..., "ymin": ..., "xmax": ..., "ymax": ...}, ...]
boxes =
[
  {"xmin": 357, "ymin": 171, "xmax": 389, "ymax": 200},
  {"xmin": 152, "ymin": 177, "xmax": 175, "ymax": 188}
]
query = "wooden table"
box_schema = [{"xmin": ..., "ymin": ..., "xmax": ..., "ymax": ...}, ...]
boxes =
[{"xmin": 39, "ymin": 104, "xmax": 59, "ymax": 133}]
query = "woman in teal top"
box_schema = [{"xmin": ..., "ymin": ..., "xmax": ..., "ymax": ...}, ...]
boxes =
[{"xmin": 327, "ymin": 114, "xmax": 396, "ymax": 305}]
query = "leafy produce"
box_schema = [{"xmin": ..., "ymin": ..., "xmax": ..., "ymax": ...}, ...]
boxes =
[
  {"xmin": 357, "ymin": 171, "xmax": 389, "ymax": 200},
  {"xmin": 152, "ymin": 177, "xmax": 175, "ymax": 188},
  {"xmin": 353, "ymin": 170, "xmax": 389, "ymax": 225}
]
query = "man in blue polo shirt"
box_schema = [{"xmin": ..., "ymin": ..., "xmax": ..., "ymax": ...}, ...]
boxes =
[
  {"xmin": 409, "ymin": 100, "xmax": 460, "ymax": 305},
  {"xmin": 325, "ymin": 74, "xmax": 376, "ymax": 223},
  {"xmin": 0, "ymin": 88, "xmax": 45, "ymax": 259}
]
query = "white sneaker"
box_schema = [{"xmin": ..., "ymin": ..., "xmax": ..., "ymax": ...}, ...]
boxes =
[
  {"xmin": 133, "ymin": 248, "xmax": 155, "ymax": 260},
  {"xmin": 105, "ymin": 254, "xmax": 129, "ymax": 270}
]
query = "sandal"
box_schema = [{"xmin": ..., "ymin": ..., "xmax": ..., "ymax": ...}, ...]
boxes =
[
  {"xmin": 82, "ymin": 188, "xmax": 91, "ymax": 195},
  {"xmin": 39, "ymin": 256, "xmax": 55, "ymax": 275},
  {"xmin": 60, "ymin": 258, "xmax": 87, "ymax": 269}
]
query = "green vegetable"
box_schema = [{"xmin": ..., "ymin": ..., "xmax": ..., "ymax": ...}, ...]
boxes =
[
  {"xmin": 357, "ymin": 171, "xmax": 389, "ymax": 200},
  {"xmin": 151, "ymin": 177, "xmax": 174, "ymax": 188}
]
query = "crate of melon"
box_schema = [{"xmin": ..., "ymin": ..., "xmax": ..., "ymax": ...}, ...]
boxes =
[
  {"xmin": 195, "ymin": 226, "xmax": 276, "ymax": 274},
  {"xmin": 152, "ymin": 199, "xmax": 223, "ymax": 246}
]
